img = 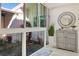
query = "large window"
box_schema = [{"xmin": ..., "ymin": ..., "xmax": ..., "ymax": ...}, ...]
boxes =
[
  {"xmin": 0, "ymin": 3, "xmax": 47, "ymax": 56},
  {"xmin": 25, "ymin": 3, "xmax": 48, "ymax": 56}
]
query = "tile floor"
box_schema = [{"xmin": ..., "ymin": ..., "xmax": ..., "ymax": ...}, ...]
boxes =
[{"xmin": 47, "ymin": 46, "xmax": 79, "ymax": 56}]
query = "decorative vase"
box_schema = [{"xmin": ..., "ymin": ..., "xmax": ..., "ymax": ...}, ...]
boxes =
[{"xmin": 71, "ymin": 26, "xmax": 76, "ymax": 30}]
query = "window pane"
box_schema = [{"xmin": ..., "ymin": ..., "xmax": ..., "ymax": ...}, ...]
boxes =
[
  {"xmin": 0, "ymin": 33, "xmax": 22, "ymax": 56},
  {"xmin": 25, "ymin": 3, "xmax": 38, "ymax": 27},
  {"xmin": 26, "ymin": 31, "xmax": 49, "ymax": 56},
  {"xmin": 1, "ymin": 3, "xmax": 24, "ymax": 28},
  {"xmin": 40, "ymin": 4, "xmax": 46, "ymax": 27}
]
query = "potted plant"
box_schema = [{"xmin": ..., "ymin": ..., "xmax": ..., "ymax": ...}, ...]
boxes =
[
  {"xmin": 48, "ymin": 25, "xmax": 54, "ymax": 36},
  {"xmin": 48, "ymin": 25, "xmax": 55, "ymax": 47}
]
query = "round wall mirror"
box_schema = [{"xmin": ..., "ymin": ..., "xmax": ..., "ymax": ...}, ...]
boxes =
[{"xmin": 58, "ymin": 12, "xmax": 76, "ymax": 28}]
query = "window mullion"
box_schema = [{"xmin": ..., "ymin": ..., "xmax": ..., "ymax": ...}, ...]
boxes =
[
  {"xmin": 22, "ymin": 32, "xmax": 26, "ymax": 56},
  {"xmin": 44, "ymin": 29, "xmax": 47, "ymax": 47},
  {"xmin": 0, "ymin": 3, "xmax": 1, "ymax": 28},
  {"xmin": 22, "ymin": 3, "xmax": 26, "ymax": 56},
  {"xmin": 38, "ymin": 3, "xmax": 40, "ymax": 27}
]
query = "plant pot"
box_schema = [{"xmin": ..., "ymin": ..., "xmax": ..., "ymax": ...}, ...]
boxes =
[
  {"xmin": 48, "ymin": 36, "xmax": 56, "ymax": 47},
  {"xmin": 48, "ymin": 36, "xmax": 54, "ymax": 47}
]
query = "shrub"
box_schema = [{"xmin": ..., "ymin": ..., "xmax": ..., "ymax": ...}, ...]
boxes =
[{"xmin": 0, "ymin": 38, "xmax": 5, "ymax": 46}]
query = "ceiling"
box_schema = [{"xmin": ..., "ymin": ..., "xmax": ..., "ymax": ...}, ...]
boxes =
[{"xmin": 43, "ymin": 3, "xmax": 70, "ymax": 9}]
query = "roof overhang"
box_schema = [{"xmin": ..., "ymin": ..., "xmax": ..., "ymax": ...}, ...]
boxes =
[{"xmin": 1, "ymin": 7, "xmax": 22, "ymax": 14}]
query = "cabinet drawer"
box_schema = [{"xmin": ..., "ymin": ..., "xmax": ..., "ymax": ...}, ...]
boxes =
[
  {"xmin": 64, "ymin": 30, "xmax": 76, "ymax": 34},
  {"xmin": 65, "ymin": 38, "xmax": 76, "ymax": 45},
  {"xmin": 70, "ymin": 38, "xmax": 76, "ymax": 44},
  {"xmin": 64, "ymin": 33, "xmax": 76, "ymax": 38},
  {"xmin": 57, "ymin": 42, "xmax": 65, "ymax": 49},
  {"xmin": 57, "ymin": 38, "xmax": 65, "ymax": 43},
  {"xmin": 67, "ymin": 34, "xmax": 76, "ymax": 38},
  {"xmin": 56, "ymin": 33, "xmax": 63, "ymax": 38},
  {"xmin": 65, "ymin": 44, "xmax": 76, "ymax": 51}
]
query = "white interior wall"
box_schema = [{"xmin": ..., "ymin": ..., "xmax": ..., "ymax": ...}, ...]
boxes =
[
  {"xmin": 49, "ymin": 4, "xmax": 79, "ymax": 30},
  {"xmin": 49, "ymin": 4, "xmax": 79, "ymax": 47}
]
